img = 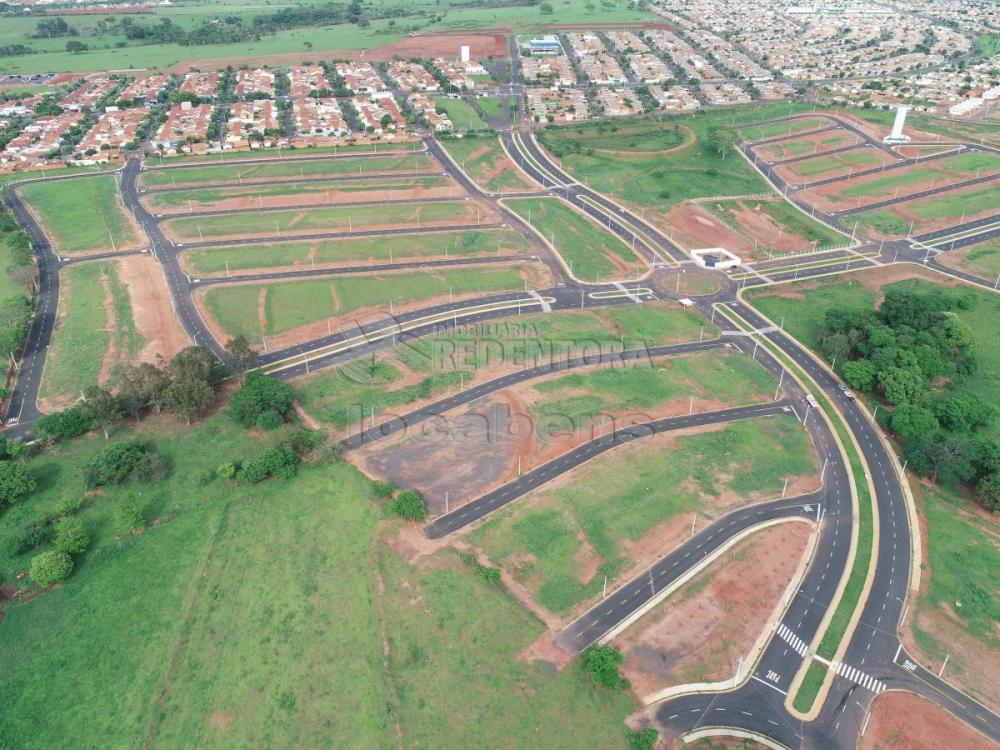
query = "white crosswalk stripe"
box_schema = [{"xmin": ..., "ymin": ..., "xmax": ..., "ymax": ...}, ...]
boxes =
[
  {"xmin": 776, "ymin": 623, "xmax": 810, "ymax": 656},
  {"xmin": 833, "ymin": 661, "xmax": 887, "ymax": 694}
]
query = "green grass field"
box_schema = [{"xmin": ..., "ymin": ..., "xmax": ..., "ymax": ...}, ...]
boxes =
[
  {"xmin": 505, "ymin": 197, "xmax": 643, "ymax": 281},
  {"xmin": 0, "ymin": 228, "xmax": 31, "ymax": 301},
  {"xmin": 0, "ymin": 410, "xmax": 642, "ymax": 748},
  {"xmin": 435, "ymin": 97, "xmax": 488, "ymax": 131},
  {"xmin": 787, "ymin": 148, "xmax": 884, "ymax": 178},
  {"xmin": 835, "ymin": 152, "xmax": 1000, "ymax": 201},
  {"xmin": 203, "ymin": 265, "xmax": 532, "ymax": 340},
  {"xmin": 440, "ymin": 135, "xmax": 536, "ymax": 193},
  {"xmin": 708, "ymin": 198, "xmax": 846, "ymax": 250},
  {"xmin": 139, "ymin": 153, "xmax": 430, "ymax": 188},
  {"xmin": 950, "ymin": 241, "xmax": 1000, "ymax": 280},
  {"xmin": 746, "ymin": 270, "xmax": 1000, "ymax": 658},
  {"xmin": 183, "ymin": 228, "xmax": 531, "ymax": 275},
  {"xmin": 39, "ymin": 261, "xmax": 141, "ymax": 404},
  {"xmin": 18, "ymin": 176, "xmax": 137, "ymax": 255},
  {"xmin": 758, "ymin": 133, "xmax": 851, "ymax": 160},
  {"xmin": 739, "ymin": 117, "xmax": 829, "ymax": 142},
  {"xmin": 535, "ymin": 104, "xmax": 810, "ymax": 209},
  {"xmin": 853, "ymin": 183, "xmax": 1000, "ymax": 236},
  {"xmin": 527, "ymin": 348, "xmax": 776, "ymax": 434},
  {"xmin": 145, "ymin": 175, "xmax": 451, "ymax": 211},
  {"xmin": 478, "ymin": 96, "xmax": 503, "ymax": 118},
  {"xmin": 471, "ymin": 414, "xmax": 815, "ymax": 614},
  {"xmin": 297, "ymin": 304, "xmax": 714, "ymax": 428},
  {"xmin": 165, "ymin": 200, "xmax": 478, "ymax": 241}
]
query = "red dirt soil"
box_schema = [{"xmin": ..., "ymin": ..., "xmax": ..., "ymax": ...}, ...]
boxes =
[
  {"xmin": 711, "ymin": 199, "xmax": 820, "ymax": 254},
  {"xmin": 651, "ymin": 204, "xmax": 757, "ymax": 260},
  {"xmin": 613, "ymin": 521, "xmax": 812, "ymax": 699},
  {"xmin": 117, "ymin": 255, "xmax": 191, "ymax": 366},
  {"xmin": 860, "ymin": 692, "xmax": 997, "ymax": 750}
]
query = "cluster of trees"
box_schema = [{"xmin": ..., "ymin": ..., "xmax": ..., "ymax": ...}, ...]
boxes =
[
  {"xmin": 37, "ymin": 345, "xmax": 224, "ymax": 444},
  {"xmin": 581, "ymin": 644, "xmax": 629, "ymax": 690},
  {"xmin": 229, "ymin": 371, "xmax": 294, "ymax": 430},
  {"xmin": 32, "ymin": 18, "xmax": 77, "ymax": 38},
  {"xmin": 820, "ymin": 285, "xmax": 1000, "ymax": 510},
  {"xmin": 83, "ymin": 441, "xmax": 164, "ymax": 489},
  {"xmin": 217, "ymin": 428, "xmax": 324, "ymax": 485},
  {"xmin": 0, "ymin": 44, "xmax": 32, "ymax": 57}
]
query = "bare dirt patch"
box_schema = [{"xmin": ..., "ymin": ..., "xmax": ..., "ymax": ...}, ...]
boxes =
[
  {"xmin": 860, "ymin": 691, "xmax": 997, "ymax": 750},
  {"xmin": 650, "ymin": 204, "xmax": 756, "ymax": 260},
  {"xmin": 708, "ymin": 199, "xmax": 816, "ymax": 254},
  {"xmin": 896, "ymin": 144, "xmax": 962, "ymax": 159},
  {"xmin": 612, "ymin": 521, "xmax": 812, "ymax": 699},
  {"xmin": 116, "ymin": 255, "xmax": 191, "ymax": 366}
]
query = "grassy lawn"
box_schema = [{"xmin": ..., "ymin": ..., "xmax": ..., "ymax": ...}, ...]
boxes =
[
  {"xmin": 297, "ymin": 304, "xmax": 714, "ymax": 428},
  {"xmin": 145, "ymin": 175, "xmax": 451, "ymax": 210},
  {"xmin": 139, "ymin": 153, "xmax": 430, "ymax": 188},
  {"xmin": 739, "ymin": 117, "xmax": 829, "ymax": 142},
  {"xmin": 440, "ymin": 135, "xmax": 536, "ymax": 193},
  {"xmin": 505, "ymin": 197, "xmax": 643, "ymax": 281},
  {"xmin": 759, "ymin": 133, "xmax": 851, "ymax": 160},
  {"xmin": 788, "ymin": 148, "xmax": 883, "ymax": 178},
  {"xmin": 18, "ymin": 176, "xmax": 137, "ymax": 255},
  {"xmin": 853, "ymin": 183, "xmax": 1000, "ymax": 236},
  {"xmin": 0, "ymin": 227, "xmax": 31, "ymax": 301},
  {"xmin": 471, "ymin": 414, "xmax": 815, "ymax": 615},
  {"xmin": 478, "ymin": 96, "xmax": 502, "ymax": 118},
  {"xmin": 183, "ymin": 228, "xmax": 531, "ymax": 274},
  {"xmin": 203, "ymin": 265, "xmax": 533, "ymax": 340},
  {"xmin": 434, "ymin": 96, "xmax": 488, "ymax": 131},
  {"xmin": 535, "ymin": 104, "xmax": 809, "ymax": 209},
  {"xmin": 708, "ymin": 198, "xmax": 846, "ymax": 250},
  {"xmin": 835, "ymin": 152, "xmax": 1000, "ymax": 201},
  {"xmin": 528, "ymin": 348, "xmax": 776, "ymax": 434},
  {"xmin": 40, "ymin": 261, "xmax": 142, "ymax": 404},
  {"xmin": 165, "ymin": 201, "xmax": 478, "ymax": 241},
  {"xmin": 948, "ymin": 241, "xmax": 1000, "ymax": 280}
]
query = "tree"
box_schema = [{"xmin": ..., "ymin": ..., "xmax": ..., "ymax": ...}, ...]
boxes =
[
  {"xmin": 84, "ymin": 441, "xmax": 162, "ymax": 488},
  {"xmin": 705, "ymin": 126, "xmax": 736, "ymax": 158},
  {"xmin": 170, "ymin": 345, "xmax": 217, "ymax": 383},
  {"xmin": 54, "ymin": 517, "xmax": 90, "ymax": 554},
  {"xmin": 581, "ymin": 644, "xmax": 629, "ymax": 690},
  {"xmin": 976, "ymin": 472, "xmax": 1000, "ymax": 511},
  {"xmin": 889, "ymin": 404, "xmax": 938, "ymax": 441},
  {"xmin": 629, "ymin": 727, "xmax": 659, "ymax": 750},
  {"xmin": 225, "ymin": 335, "xmax": 259, "ymax": 383},
  {"xmin": 840, "ymin": 358, "xmax": 877, "ymax": 392},
  {"xmin": 30, "ymin": 550, "xmax": 73, "ymax": 587},
  {"xmin": 877, "ymin": 366, "xmax": 926, "ymax": 408},
  {"xmin": 66, "ymin": 40, "xmax": 88, "ymax": 54},
  {"xmin": 390, "ymin": 489, "xmax": 426, "ymax": 521},
  {"xmin": 165, "ymin": 375, "xmax": 214, "ymax": 424},
  {"xmin": 83, "ymin": 385, "xmax": 123, "ymax": 439},
  {"xmin": 228, "ymin": 371, "xmax": 295, "ymax": 428},
  {"xmin": 118, "ymin": 361, "xmax": 170, "ymax": 419},
  {"xmin": 0, "ymin": 460, "xmax": 35, "ymax": 508},
  {"xmin": 933, "ymin": 391, "xmax": 995, "ymax": 434}
]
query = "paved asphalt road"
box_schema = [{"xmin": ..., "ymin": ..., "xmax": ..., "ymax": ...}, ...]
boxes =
[{"xmin": 424, "ymin": 400, "xmax": 797, "ymax": 539}]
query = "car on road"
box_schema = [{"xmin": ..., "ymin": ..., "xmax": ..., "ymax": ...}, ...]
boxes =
[{"xmin": 837, "ymin": 383, "xmax": 856, "ymax": 400}]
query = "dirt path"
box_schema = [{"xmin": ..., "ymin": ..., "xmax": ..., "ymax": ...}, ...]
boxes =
[
  {"xmin": 116, "ymin": 255, "xmax": 191, "ymax": 367},
  {"xmin": 97, "ymin": 268, "xmax": 119, "ymax": 388}
]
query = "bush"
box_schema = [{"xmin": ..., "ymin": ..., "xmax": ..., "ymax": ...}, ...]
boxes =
[
  {"xmin": 0, "ymin": 460, "xmax": 36, "ymax": 508},
  {"xmin": 370, "ymin": 479, "xmax": 395, "ymax": 499},
  {"xmin": 581, "ymin": 645, "xmax": 629, "ymax": 690},
  {"xmin": 7, "ymin": 523, "xmax": 50, "ymax": 556},
  {"xmin": 229, "ymin": 372, "xmax": 295, "ymax": 428},
  {"xmin": 54, "ymin": 516, "xmax": 90, "ymax": 554},
  {"xmin": 256, "ymin": 409, "xmax": 283, "ymax": 431},
  {"xmin": 55, "ymin": 495, "xmax": 87, "ymax": 516},
  {"xmin": 115, "ymin": 493, "xmax": 145, "ymax": 533},
  {"xmin": 236, "ymin": 442, "xmax": 299, "ymax": 484},
  {"xmin": 390, "ymin": 489, "xmax": 426, "ymax": 521},
  {"xmin": 36, "ymin": 404, "xmax": 94, "ymax": 442},
  {"xmin": 216, "ymin": 462, "xmax": 237, "ymax": 481},
  {"xmin": 629, "ymin": 727, "xmax": 659, "ymax": 750},
  {"xmin": 30, "ymin": 550, "xmax": 73, "ymax": 587},
  {"xmin": 479, "ymin": 565, "xmax": 501, "ymax": 584},
  {"xmin": 83, "ymin": 441, "xmax": 161, "ymax": 488}
]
